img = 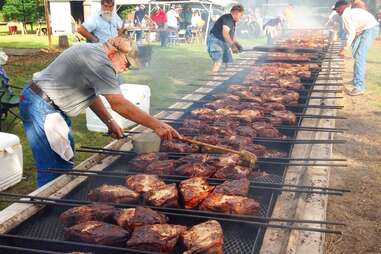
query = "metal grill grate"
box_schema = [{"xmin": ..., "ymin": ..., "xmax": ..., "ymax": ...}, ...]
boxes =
[{"xmin": 8, "ymin": 41, "xmax": 331, "ymax": 254}]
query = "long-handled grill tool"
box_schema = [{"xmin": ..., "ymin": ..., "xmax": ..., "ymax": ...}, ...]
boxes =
[{"xmin": 174, "ymin": 136, "xmax": 257, "ymax": 167}]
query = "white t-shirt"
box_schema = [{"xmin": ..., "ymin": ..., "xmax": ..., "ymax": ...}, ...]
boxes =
[
  {"xmin": 167, "ymin": 9, "xmax": 179, "ymax": 28},
  {"xmin": 342, "ymin": 7, "xmax": 378, "ymax": 48}
]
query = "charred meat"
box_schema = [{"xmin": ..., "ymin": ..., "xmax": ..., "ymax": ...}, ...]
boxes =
[
  {"xmin": 200, "ymin": 193, "xmax": 260, "ymax": 215},
  {"xmin": 144, "ymin": 183, "xmax": 179, "ymax": 207},
  {"xmin": 126, "ymin": 174, "xmax": 166, "ymax": 194},
  {"xmin": 160, "ymin": 140, "xmax": 199, "ymax": 153},
  {"xmin": 175, "ymin": 163, "xmax": 217, "ymax": 178},
  {"xmin": 213, "ymin": 179, "xmax": 250, "ymax": 196},
  {"xmin": 179, "ymin": 177, "xmax": 214, "ymax": 209},
  {"xmin": 127, "ymin": 224, "xmax": 187, "ymax": 253},
  {"xmin": 213, "ymin": 165, "xmax": 251, "ymax": 180},
  {"xmin": 145, "ymin": 160, "xmax": 178, "ymax": 175},
  {"xmin": 88, "ymin": 185, "xmax": 139, "ymax": 204},
  {"xmin": 182, "ymin": 220, "xmax": 224, "ymax": 254},
  {"xmin": 128, "ymin": 152, "xmax": 168, "ymax": 172},
  {"xmin": 114, "ymin": 206, "xmax": 168, "ymax": 230},
  {"xmin": 64, "ymin": 221, "xmax": 129, "ymax": 247},
  {"xmin": 59, "ymin": 204, "xmax": 117, "ymax": 227}
]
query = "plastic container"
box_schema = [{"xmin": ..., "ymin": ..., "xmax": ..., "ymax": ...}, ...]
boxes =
[
  {"xmin": 132, "ymin": 132, "xmax": 161, "ymax": 154},
  {"xmin": 86, "ymin": 84, "xmax": 151, "ymax": 133},
  {"xmin": 0, "ymin": 132, "xmax": 23, "ymax": 191}
]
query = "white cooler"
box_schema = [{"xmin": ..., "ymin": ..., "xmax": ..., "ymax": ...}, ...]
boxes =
[
  {"xmin": 0, "ymin": 132, "xmax": 23, "ymax": 191},
  {"xmin": 86, "ymin": 84, "xmax": 151, "ymax": 132}
]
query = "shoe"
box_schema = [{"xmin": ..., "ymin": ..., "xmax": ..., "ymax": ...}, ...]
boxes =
[{"xmin": 348, "ymin": 88, "xmax": 365, "ymax": 96}]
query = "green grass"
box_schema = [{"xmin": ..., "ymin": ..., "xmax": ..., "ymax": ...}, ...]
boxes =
[{"xmin": 0, "ymin": 24, "xmax": 79, "ymax": 48}]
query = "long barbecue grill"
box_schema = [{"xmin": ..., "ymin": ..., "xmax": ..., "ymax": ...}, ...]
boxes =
[{"xmin": 0, "ymin": 30, "xmax": 346, "ymax": 254}]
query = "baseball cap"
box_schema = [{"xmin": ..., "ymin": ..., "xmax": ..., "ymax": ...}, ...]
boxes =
[
  {"xmin": 108, "ymin": 36, "xmax": 141, "ymax": 70},
  {"xmin": 332, "ymin": 0, "xmax": 348, "ymax": 10}
]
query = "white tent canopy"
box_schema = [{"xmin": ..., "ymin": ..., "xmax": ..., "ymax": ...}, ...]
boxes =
[{"xmin": 115, "ymin": 0, "xmax": 237, "ymax": 7}]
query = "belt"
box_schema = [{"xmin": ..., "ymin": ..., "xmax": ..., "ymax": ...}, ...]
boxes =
[{"xmin": 28, "ymin": 81, "xmax": 54, "ymax": 105}]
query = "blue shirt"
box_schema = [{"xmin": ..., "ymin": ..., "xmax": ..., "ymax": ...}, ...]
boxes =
[{"xmin": 83, "ymin": 11, "xmax": 123, "ymax": 43}]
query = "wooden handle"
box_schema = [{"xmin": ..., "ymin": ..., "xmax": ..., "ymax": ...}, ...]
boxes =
[{"xmin": 176, "ymin": 136, "xmax": 241, "ymax": 155}]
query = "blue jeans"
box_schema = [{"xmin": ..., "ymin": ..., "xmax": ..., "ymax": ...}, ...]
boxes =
[
  {"xmin": 207, "ymin": 33, "xmax": 233, "ymax": 64},
  {"xmin": 19, "ymin": 85, "xmax": 74, "ymax": 187},
  {"xmin": 352, "ymin": 26, "xmax": 379, "ymax": 91}
]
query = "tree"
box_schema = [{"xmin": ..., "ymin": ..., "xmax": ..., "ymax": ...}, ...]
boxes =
[{"xmin": 2, "ymin": 0, "xmax": 43, "ymax": 27}]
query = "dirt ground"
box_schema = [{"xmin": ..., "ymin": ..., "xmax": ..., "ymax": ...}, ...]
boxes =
[{"xmin": 325, "ymin": 55, "xmax": 381, "ymax": 253}]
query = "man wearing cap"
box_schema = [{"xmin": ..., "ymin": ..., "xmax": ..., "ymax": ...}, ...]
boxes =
[
  {"xmin": 134, "ymin": 4, "xmax": 147, "ymax": 44},
  {"xmin": 19, "ymin": 36, "xmax": 180, "ymax": 187},
  {"xmin": 207, "ymin": 5, "xmax": 244, "ymax": 73},
  {"xmin": 334, "ymin": 0, "xmax": 379, "ymax": 96},
  {"xmin": 77, "ymin": 0, "xmax": 123, "ymax": 43}
]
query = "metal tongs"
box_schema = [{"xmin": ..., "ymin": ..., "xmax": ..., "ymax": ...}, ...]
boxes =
[
  {"xmin": 241, "ymin": 46, "xmax": 322, "ymax": 54},
  {"xmin": 174, "ymin": 136, "xmax": 257, "ymax": 167}
]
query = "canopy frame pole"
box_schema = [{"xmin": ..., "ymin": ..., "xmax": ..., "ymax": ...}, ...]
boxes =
[{"xmin": 204, "ymin": 3, "xmax": 212, "ymax": 44}]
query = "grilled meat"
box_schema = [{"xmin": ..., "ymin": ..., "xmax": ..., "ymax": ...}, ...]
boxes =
[
  {"xmin": 88, "ymin": 185, "xmax": 139, "ymax": 204},
  {"xmin": 145, "ymin": 160, "xmax": 178, "ymax": 175},
  {"xmin": 114, "ymin": 206, "xmax": 168, "ymax": 230},
  {"xmin": 251, "ymin": 121, "xmax": 283, "ymax": 138},
  {"xmin": 222, "ymin": 135, "xmax": 252, "ymax": 149},
  {"xmin": 144, "ymin": 183, "xmax": 179, "ymax": 207},
  {"xmin": 213, "ymin": 179, "xmax": 250, "ymax": 196},
  {"xmin": 179, "ymin": 177, "xmax": 214, "ymax": 209},
  {"xmin": 126, "ymin": 174, "xmax": 166, "ymax": 194},
  {"xmin": 194, "ymin": 135, "xmax": 220, "ymax": 145},
  {"xmin": 236, "ymin": 126, "xmax": 256, "ymax": 138},
  {"xmin": 205, "ymin": 99, "xmax": 239, "ymax": 110},
  {"xmin": 203, "ymin": 125, "xmax": 235, "ymax": 136},
  {"xmin": 59, "ymin": 204, "xmax": 117, "ymax": 227},
  {"xmin": 208, "ymin": 154, "xmax": 240, "ymax": 169},
  {"xmin": 191, "ymin": 108, "xmax": 214, "ymax": 117},
  {"xmin": 181, "ymin": 220, "xmax": 224, "ymax": 254},
  {"xmin": 200, "ymin": 193, "xmax": 260, "ymax": 215},
  {"xmin": 175, "ymin": 163, "xmax": 217, "ymax": 177},
  {"xmin": 64, "ymin": 221, "xmax": 129, "ymax": 247},
  {"xmin": 160, "ymin": 140, "xmax": 199, "ymax": 153},
  {"xmin": 183, "ymin": 119, "xmax": 210, "ymax": 129},
  {"xmin": 242, "ymin": 144, "xmax": 267, "ymax": 156},
  {"xmin": 213, "ymin": 165, "xmax": 251, "ymax": 180},
  {"xmin": 271, "ymin": 111, "xmax": 297, "ymax": 125},
  {"xmin": 128, "ymin": 152, "xmax": 168, "ymax": 172},
  {"xmin": 127, "ymin": 224, "xmax": 187, "ymax": 253},
  {"xmin": 178, "ymin": 154, "xmax": 210, "ymax": 164}
]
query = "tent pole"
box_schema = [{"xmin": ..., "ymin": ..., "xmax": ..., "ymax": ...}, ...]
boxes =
[{"xmin": 204, "ymin": 3, "xmax": 212, "ymax": 44}]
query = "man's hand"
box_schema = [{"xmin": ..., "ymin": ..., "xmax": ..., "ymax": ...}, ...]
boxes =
[
  {"xmin": 152, "ymin": 121, "xmax": 181, "ymax": 140},
  {"xmin": 231, "ymin": 44, "xmax": 240, "ymax": 54},
  {"xmin": 107, "ymin": 119, "xmax": 124, "ymax": 139},
  {"xmin": 234, "ymin": 42, "xmax": 243, "ymax": 52}
]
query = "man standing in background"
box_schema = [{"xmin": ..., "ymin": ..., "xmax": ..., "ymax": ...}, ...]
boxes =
[
  {"xmin": 134, "ymin": 4, "xmax": 146, "ymax": 44},
  {"xmin": 77, "ymin": 0, "xmax": 123, "ymax": 43},
  {"xmin": 207, "ymin": 5, "xmax": 244, "ymax": 73},
  {"xmin": 151, "ymin": 6, "xmax": 168, "ymax": 47},
  {"xmin": 166, "ymin": 5, "xmax": 180, "ymax": 44},
  {"xmin": 334, "ymin": 0, "xmax": 379, "ymax": 96}
]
